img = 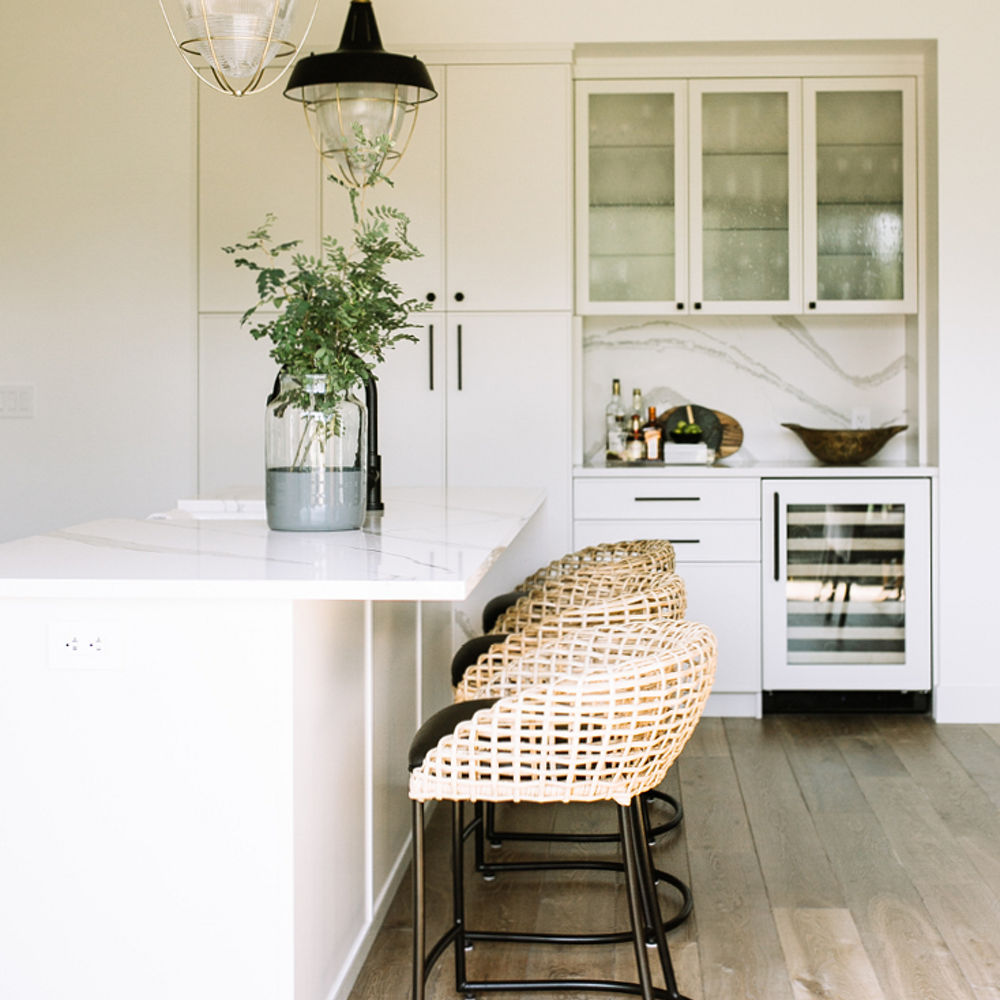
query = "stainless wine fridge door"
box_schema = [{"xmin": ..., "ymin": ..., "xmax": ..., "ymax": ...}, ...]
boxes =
[{"xmin": 762, "ymin": 477, "xmax": 931, "ymax": 691}]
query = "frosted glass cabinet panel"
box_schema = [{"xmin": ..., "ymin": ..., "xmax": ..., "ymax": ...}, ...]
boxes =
[
  {"xmin": 690, "ymin": 81, "xmax": 801, "ymax": 312},
  {"xmin": 804, "ymin": 78, "xmax": 917, "ymax": 313},
  {"xmin": 762, "ymin": 478, "xmax": 931, "ymax": 692},
  {"xmin": 576, "ymin": 81, "xmax": 688, "ymax": 313}
]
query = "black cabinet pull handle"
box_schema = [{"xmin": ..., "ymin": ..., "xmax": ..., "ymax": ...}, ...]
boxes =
[
  {"xmin": 676, "ymin": 302, "xmax": 685, "ymax": 310},
  {"xmin": 454, "ymin": 291, "xmax": 465, "ymax": 302},
  {"xmin": 693, "ymin": 302, "xmax": 702, "ymax": 310},
  {"xmin": 669, "ymin": 539, "xmax": 701, "ymax": 545},
  {"xmin": 456, "ymin": 324, "xmax": 463, "ymax": 391},
  {"xmin": 426, "ymin": 291, "xmax": 436, "ymax": 303},
  {"xmin": 428, "ymin": 324, "xmax": 435, "ymax": 391},
  {"xmin": 634, "ymin": 496, "xmax": 700, "ymax": 503},
  {"xmin": 808, "ymin": 301, "xmax": 817, "ymax": 310},
  {"xmin": 773, "ymin": 491, "xmax": 781, "ymax": 582}
]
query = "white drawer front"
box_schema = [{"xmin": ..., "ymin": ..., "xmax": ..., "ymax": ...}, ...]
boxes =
[
  {"xmin": 574, "ymin": 477, "xmax": 760, "ymax": 520},
  {"xmin": 574, "ymin": 518, "xmax": 760, "ymax": 562}
]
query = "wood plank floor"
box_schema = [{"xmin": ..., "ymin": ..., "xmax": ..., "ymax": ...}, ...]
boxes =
[{"xmin": 348, "ymin": 715, "xmax": 1000, "ymax": 1000}]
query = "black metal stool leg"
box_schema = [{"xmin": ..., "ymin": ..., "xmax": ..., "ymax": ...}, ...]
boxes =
[
  {"xmin": 631, "ymin": 799, "xmax": 691, "ymax": 1000},
  {"xmin": 412, "ymin": 800, "xmax": 427, "ymax": 1000},
  {"xmin": 618, "ymin": 804, "xmax": 656, "ymax": 1000},
  {"xmin": 451, "ymin": 801, "xmax": 471, "ymax": 991}
]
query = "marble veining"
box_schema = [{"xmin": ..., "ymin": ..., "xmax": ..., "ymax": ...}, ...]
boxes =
[
  {"xmin": 582, "ymin": 314, "xmax": 910, "ymax": 465},
  {"xmin": 0, "ymin": 487, "xmax": 544, "ymax": 601}
]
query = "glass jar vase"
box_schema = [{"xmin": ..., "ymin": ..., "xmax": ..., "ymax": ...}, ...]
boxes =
[{"xmin": 265, "ymin": 373, "xmax": 367, "ymax": 531}]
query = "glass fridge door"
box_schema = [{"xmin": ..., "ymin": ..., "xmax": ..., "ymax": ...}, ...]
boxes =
[{"xmin": 763, "ymin": 478, "xmax": 931, "ymax": 691}]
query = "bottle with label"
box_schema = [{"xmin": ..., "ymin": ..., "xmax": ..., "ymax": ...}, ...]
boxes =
[
  {"xmin": 641, "ymin": 405, "xmax": 662, "ymax": 461},
  {"xmin": 604, "ymin": 378, "xmax": 626, "ymax": 460},
  {"xmin": 624, "ymin": 413, "xmax": 646, "ymax": 462}
]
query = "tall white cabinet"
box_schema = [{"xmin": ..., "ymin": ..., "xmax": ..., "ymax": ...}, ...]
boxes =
[{"xmin": 197, "ymin": 49, "xmax": 574, "ymax": 578}]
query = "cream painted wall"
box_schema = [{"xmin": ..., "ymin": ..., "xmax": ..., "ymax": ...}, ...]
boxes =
[
  {"xmin": 0, "ymin": 4, "xmax": 198, "ymax": 542},
  {"xmin": 1, "ymin": 0, "xmax": 997, "ymax": 718}
]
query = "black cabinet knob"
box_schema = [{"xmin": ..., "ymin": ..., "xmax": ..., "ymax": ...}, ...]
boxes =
[
  {"xmin": 693, "ymin": 302, "xmax": 702, "ymax": 310},
  {"xmin": 454, "ymin": 291, "xmax": 465, "ymax": 302},
  {"xmin": 676, "ymin": 302, "xmax": 684, "ymax": 310},
  {"xmin": 808, "ymin": 301, "xmax": 817, "ymax": 310},
  {"xmin": 426, "ymin": 292, "xmax": 436, "ymax": 303}
]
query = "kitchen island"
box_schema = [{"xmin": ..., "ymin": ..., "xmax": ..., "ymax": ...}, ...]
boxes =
[{"xmin": 0, "ymin": 487, "xmax": 544, "ymax": 1000}]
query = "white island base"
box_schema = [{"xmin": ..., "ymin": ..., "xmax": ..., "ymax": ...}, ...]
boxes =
[{"xmin": 0, "ymin": 488, "xmax": 544, "ymax": 1000}]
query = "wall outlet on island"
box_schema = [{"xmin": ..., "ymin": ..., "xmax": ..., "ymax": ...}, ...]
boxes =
[
  {"xmin": 48, "ymin": 623, "xmax": 120, "ymax": 668},
  {"xmin": 851, "ymin": 408, "xmax": 871, "ymax": 429}
]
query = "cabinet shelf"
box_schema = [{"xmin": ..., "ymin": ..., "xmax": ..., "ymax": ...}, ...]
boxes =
[
  {"xmin": 590, "ymin": 201, "xmax": 674, "ymax": 209},
  {"xmin": 590, "ymin": 143, "xmax": 675, "ymax": 152}
]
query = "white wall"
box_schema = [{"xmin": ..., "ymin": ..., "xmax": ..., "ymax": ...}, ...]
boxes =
[{"xmin": 2, "ymin": 0, "xmax": 997, "ymax": 719}]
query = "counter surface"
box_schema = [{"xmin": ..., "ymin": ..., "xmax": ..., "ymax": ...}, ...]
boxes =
[{"xmin": 0, "ymin": 487, "xmax": 544, "ymax": 601}]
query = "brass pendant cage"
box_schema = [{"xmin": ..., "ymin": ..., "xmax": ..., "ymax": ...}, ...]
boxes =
[{"xmin": 158, "ymin": 0, "xmax": 320, "ymax": 97}]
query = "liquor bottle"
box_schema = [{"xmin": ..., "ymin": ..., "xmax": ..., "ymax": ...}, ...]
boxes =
[
  {"xmin": 604, "ymin": 378, "xmax": 626, "ymax": 460},
  {"xmin": 630, "ymin": 387, "xmax": 644, "ymax": 427},
  {"xmin": 624, "ymin": 412, "xmax": 645, "ymax": 462},
  {"xmin": 641, "ymin": 405, "xmax": 662, "ymax": 461}
]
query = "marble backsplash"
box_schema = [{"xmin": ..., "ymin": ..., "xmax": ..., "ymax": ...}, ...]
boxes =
[{"xmin": 581, "ymin": 314, "xmax": 912, "ymax": 466}]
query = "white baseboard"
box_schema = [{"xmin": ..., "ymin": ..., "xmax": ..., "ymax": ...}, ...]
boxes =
[{"xmin": 933, "ymin": 684, "xmax": 1000, "ymax": 723}]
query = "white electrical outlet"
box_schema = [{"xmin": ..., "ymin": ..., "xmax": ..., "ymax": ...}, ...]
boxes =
[{"xmin": 48, "ymin": 624, "xmax": 119, "ymax": 668}]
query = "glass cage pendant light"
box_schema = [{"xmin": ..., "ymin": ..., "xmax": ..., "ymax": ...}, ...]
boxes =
[
  {"xmin": 159, "ymin": 0, "xmax": 321, "ymax": 96},
  {"xmin": 283, "ymin": 0, "xmax": 437, "ymax": 188}
]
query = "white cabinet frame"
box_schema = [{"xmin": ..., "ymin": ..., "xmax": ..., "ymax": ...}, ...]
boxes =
[{"xmin": 802, "ymin": 77, "xmax": 918, "ymax": 314}]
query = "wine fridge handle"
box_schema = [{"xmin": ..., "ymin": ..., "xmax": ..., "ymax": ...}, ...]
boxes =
[
  {"xmin": 773, "ymin": 491, "xmax": 781, "ymax": 582},
  {"xmin": 456, "ymin": 324, "xmax": 463, "ymax": 391}
]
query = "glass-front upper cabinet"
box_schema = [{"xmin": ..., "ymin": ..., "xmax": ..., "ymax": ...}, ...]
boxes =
[
  {"xmin": 689, "ymin": 80, "xmax": 802, "ymax": 313},
  {"xmin": 803, "ymin": 78, "xmax": 917, "ymax": 313},
  {"xmin": 576, "ymin": 81, "xmax": 688, "ymax": 314}
]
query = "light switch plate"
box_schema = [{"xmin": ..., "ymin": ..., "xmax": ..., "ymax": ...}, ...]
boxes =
[{"xmin": 0, "ymin": 385, "xmax": 34, "ymax": 418}]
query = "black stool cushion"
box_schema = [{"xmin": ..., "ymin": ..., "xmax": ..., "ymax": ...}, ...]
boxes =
[
  {"xmin": 408, "ymin": 698, "xmax": 498, "ymax": 771},
  {"xmin": 481, "ymin": 590, "xmax": 527, "ymax": 632},
  {"xmin": 450, "ymin": 633, "xmax": 510, "ymax": 687}
]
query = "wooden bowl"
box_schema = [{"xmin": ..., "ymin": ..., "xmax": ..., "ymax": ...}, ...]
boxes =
[{"xmin": 782, "ymin": 423, "xmax": 907, "ymax": 465}]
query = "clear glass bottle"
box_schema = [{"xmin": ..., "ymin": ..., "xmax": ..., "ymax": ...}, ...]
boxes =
[
  {"xmin": 630, "ymin": 387, "xmax": 644, "ymax": 427},
  {"xmin": 265, "ymin": 373, "xmax": 367, "ymax": 531},
  {"xmin": 604, "ymin": 378, "xmax": 626, "ymax": 460}
]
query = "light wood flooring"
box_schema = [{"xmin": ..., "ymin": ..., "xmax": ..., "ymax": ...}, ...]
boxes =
[{"xmin": 348, "ymin": 714, "xmax": 1000, "ymax": 1000}]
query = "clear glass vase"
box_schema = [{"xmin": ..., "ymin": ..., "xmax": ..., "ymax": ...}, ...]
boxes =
[{"xmin": 265, "ymin": 373, "xmax": 367, "ymax": 531}]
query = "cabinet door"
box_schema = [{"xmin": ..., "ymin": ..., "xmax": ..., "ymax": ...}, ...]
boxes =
[
  {"xmin": 689, "ymin": 79, "xmax": 802, "ymax": 313},
  {"xmin": 445, "ymin": 64, "xmax": 572, "ymax": 312},
  {"xmin": 576, "ymin": 80, "xmax": 688, "ymax": 314},
  {"xmin": 445, "ymin": 313, "xmax": 572, "ymax": 560},
  {"xmin": 371, "ymin": 316, "xmax": 446, "ymax": 489},
  {"xmin": 803, "ymin": 78, "xmax": 918, "ymax": 314},
  {"xmin": 762, "ymin": 478, "xmax": 931, "ymax": 691},
  {"xmin": 572, "ymin": 517, "xmax": 761, "ymax": 698}
]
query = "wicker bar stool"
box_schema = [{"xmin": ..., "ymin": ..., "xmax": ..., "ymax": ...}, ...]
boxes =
[
  {"xmin": 409, "ymin": 619, "xmax": 717, "ymax": 1000},
  {"xmin": 481, "ymin": 539, "xmax": 676, "ymax": 632},
  {"xmin": 458, "ymin": 577, "xmax": 689, "ymax": 855}
]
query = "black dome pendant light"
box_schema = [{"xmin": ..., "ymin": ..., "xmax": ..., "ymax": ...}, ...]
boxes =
[{"xmin": 284, "ymin": 0, "xmax": 437, "ymax": 187}]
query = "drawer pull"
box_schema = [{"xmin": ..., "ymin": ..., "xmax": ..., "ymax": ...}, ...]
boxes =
[
  {"xmin": 669, "ymin": 539, "xmax": 700, "ymax": 545},
  {"xmin": 634, "ymin": 496, "xmax": 701, "ymax": 503}
]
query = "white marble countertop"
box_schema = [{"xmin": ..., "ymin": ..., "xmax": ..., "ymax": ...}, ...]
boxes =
[{"xmin": 0, "ymin": 487, "xmax": 544, "ymax": 601}]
